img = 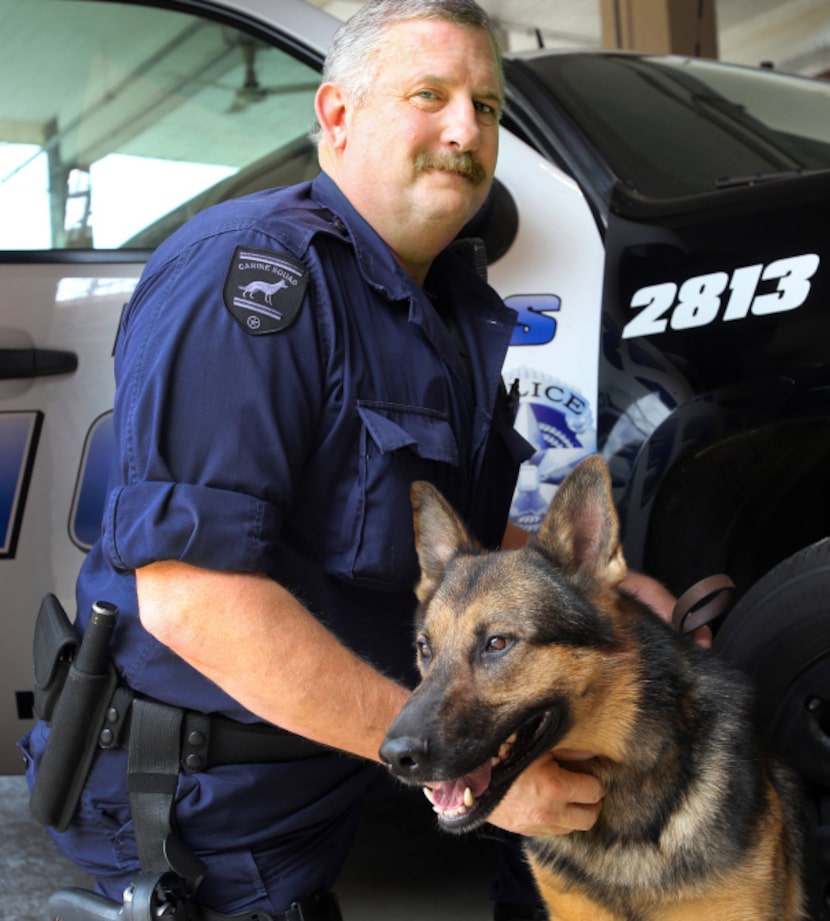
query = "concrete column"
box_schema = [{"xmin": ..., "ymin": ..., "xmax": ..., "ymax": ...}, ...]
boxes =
[{"xmin": 600, "ymin": 0, "xmax": 719, "ymax": 58}]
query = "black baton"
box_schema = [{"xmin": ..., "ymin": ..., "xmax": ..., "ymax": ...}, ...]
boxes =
[{"xmin": 30, "ymin": 601, "xmax": 119, "ymax": 831}]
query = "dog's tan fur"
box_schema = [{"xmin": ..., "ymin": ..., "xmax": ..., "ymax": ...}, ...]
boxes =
[{"xmin": 381, "ymin": 456, "xmax": 805, "ymax": 921}]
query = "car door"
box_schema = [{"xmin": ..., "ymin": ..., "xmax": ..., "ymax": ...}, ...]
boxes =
[
  {"xmin": 0, "ymin": 0, "xmax": 330, "ymax": 771},
  {"xmin": 0, "ymin": 0, "xmax": 608, "ymax": 775}
]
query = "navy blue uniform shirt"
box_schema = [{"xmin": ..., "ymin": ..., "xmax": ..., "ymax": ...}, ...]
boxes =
[{"xmin": 76, "ymin": 172, "xmax": 530, "ymax": 718}]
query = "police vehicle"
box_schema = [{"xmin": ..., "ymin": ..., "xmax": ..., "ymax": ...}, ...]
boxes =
[{"xmin": 1, "ymin": 0, "xmax": 829, "ymax": 914}]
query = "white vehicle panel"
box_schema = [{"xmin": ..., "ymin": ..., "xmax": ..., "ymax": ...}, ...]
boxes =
[
  {"xmin": 0, "ymin": 262, "xmax": 140, "ymax": 771},
  {"xmin": 492, "ymin": 133, "xmax": 604, "ymax": 529}
]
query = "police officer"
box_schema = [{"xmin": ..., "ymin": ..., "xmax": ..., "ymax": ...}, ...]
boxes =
[{"xmin": 22, "ymin": 2, "xmax": 608, "ymax": 918}]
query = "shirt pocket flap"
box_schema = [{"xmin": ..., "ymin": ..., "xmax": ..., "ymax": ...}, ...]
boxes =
[{"xmin": 357, "ymin": 405, "xmax": 459, "ymax": 465}]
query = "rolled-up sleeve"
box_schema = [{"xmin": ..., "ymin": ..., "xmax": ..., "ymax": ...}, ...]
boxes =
[{"xmin": 103, "ymin": 481, "xmax": 281, "ymax": 573}]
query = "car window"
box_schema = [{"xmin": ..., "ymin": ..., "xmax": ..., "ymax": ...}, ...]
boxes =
[
  {"xmin": 515, "ymin": 53, "xmax": 830, "ymax": 199},
  {"xmin": 0, "ymin": 0, "xmax": 321, "ymax": 251}
]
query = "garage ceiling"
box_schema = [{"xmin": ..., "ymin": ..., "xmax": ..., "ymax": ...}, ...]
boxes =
[{"xmin": 305, "ymin": 0, "xmax": 830, "ymax": 78}]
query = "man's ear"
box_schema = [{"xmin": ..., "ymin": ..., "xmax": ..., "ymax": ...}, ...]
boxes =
[{"xmin": 314, "ymin": 82, "xmax": 350, "ymax": 151}]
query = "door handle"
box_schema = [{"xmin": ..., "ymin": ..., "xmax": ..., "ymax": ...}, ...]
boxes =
[{"xmin": 0, "ymin": 347, "xmax": 78, "ymax": 380}]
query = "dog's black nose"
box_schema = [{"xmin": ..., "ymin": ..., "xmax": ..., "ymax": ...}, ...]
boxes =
[{"xmin": 379, "ymin": 735, "xmax": 431, "ymax": 777}]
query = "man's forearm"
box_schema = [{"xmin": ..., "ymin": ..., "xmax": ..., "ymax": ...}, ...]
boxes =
[
  {"xmin": 136, "ymin": 560, "xmax": 409, "ymax": 762},
  {"xmin": 136, "ymin": 560, "xmax": 606, "ymax": 836}
]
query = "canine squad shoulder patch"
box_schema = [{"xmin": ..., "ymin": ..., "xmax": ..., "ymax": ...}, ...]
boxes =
[{"xmin": 223, "ymin": 246, "xmax": 307, "ymax": 335}]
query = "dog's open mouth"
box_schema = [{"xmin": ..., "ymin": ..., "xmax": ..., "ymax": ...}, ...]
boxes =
[{"xmin": 423, "ymin": 708, "xmax": 561, "ymax": 831}]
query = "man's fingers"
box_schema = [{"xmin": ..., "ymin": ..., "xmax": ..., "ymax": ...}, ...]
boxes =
[
  {"xmin": 546, "ymin": 800, "xmax": 603, "ymax": 835},
  {"xmin": 486, "ymin": 755, "xmax": 605, "ymax": 837},
  {"xmin": 690, "ymin": 624, "xmax": 713, "ymax": 648},
  {"xmin": 555, "ymin": 759, "xmax": 604, "ymax": 805}
]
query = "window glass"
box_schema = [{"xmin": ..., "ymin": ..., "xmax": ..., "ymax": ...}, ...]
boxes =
[
  {"xmin": 0, "ymin": 0, "xmax": 321, "ymax": 250},
  {"xmin": 519, "ymin": 53, "xmax": 830, "ymax": 199}
]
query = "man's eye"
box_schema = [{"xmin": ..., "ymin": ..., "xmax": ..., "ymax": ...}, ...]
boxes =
[{"xmin": 474, "ymin": 101, "xmax": 499, "ymax": 125}]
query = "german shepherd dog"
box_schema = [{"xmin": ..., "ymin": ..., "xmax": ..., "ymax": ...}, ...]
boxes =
[{"xmin": 379, "ymin": 457, "xmax": 805, "ymax": 920}]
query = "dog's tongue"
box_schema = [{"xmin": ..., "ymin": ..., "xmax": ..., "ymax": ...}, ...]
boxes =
[{"xmin": 430, "ymin": 761, "xmax": 492, "ymax": 811}]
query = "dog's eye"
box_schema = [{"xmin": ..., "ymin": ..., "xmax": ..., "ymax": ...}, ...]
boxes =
[
  {"xmin": 484, "ymin": 635, "xmax": 513, "ymax": 654},
  {"xmin": 415, "ymin": 638, "xmax": 432, "ymax": 661}
]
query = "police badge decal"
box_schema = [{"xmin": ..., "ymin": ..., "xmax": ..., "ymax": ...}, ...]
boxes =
[{"xmin": 223, "ymin": 246, "xmax": 308, "ymax": 335}]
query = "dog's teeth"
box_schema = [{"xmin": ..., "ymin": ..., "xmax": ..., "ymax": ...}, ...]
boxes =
[
  {"xmin": 423, "ymin": 787, "xmax": 435, "ymax": 805},
  {"xmin": 434, "ymin": 801, "xmax": 470, "ymax": 819},
  {"xmin": 491, "ymin": 756, "xmax": 501, "ymax": 767},
  {"xmin": 463, "ymin": 786, "xmax": 475, "ymax": 808},
  {"xmin": 497, "ymin": 732, "xmax": 519, "ymax": 761}
]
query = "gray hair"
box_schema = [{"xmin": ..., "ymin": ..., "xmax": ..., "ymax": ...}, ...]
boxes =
[{"xmin": 309, "ymin": 0, "xmax": 503, "ymax": 144}]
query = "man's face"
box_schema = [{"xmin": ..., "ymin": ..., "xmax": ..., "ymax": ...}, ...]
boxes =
[{"xmin": 334, "ymin": 18, "xmax": 502, "ymax": 280}]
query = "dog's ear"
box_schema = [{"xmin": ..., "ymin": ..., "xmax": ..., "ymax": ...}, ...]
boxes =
[
  {"xmin": 411, "ymin": 481, "xmax": 476, "ymax": 602},
  {"xmin": 533, "ymin": 455, "xmax": 627, "ymax": 592}
]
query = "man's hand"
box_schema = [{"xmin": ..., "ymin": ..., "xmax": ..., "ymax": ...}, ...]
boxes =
[
  {"xmin": 486, "ymin": 751, "xmax": 604, "ymax": 837},
  {"xmin": 622, "ymin": 570, "xmax": 712, "ymax": 648}
]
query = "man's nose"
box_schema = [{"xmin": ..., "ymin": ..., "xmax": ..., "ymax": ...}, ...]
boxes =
[{"xmin": 441, "ymin": 97, "xmax": 481, "ymax": 151}]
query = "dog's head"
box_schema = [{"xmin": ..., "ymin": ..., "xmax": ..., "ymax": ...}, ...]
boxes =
[{"xmin": 379, "ymin": 455, "xmax": 634, "ymax": 832}]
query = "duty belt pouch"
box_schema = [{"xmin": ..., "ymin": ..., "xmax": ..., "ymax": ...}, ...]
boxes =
[
  {"xmin": 32, "ymin": 593, "xmax": 79, "ymax": 722},
  {"xmin": 30, "ymin": 598, "xmax": 119, "ymax": 832}
]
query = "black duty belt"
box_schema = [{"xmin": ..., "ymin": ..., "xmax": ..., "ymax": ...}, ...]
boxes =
[{"xmin": 100, "ymin": 684, "xmax": 331, "ymax": 773}]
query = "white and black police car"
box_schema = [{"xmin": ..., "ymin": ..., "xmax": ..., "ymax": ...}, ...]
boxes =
[{"xmin": 1, "ymin": 1, "xmax": 829, "ymax": 914}]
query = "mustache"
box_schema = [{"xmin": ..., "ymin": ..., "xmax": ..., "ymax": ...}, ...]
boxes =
[{"xmin": 414, "ymin": 152, "xmax": 488, "ymax": 186}]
